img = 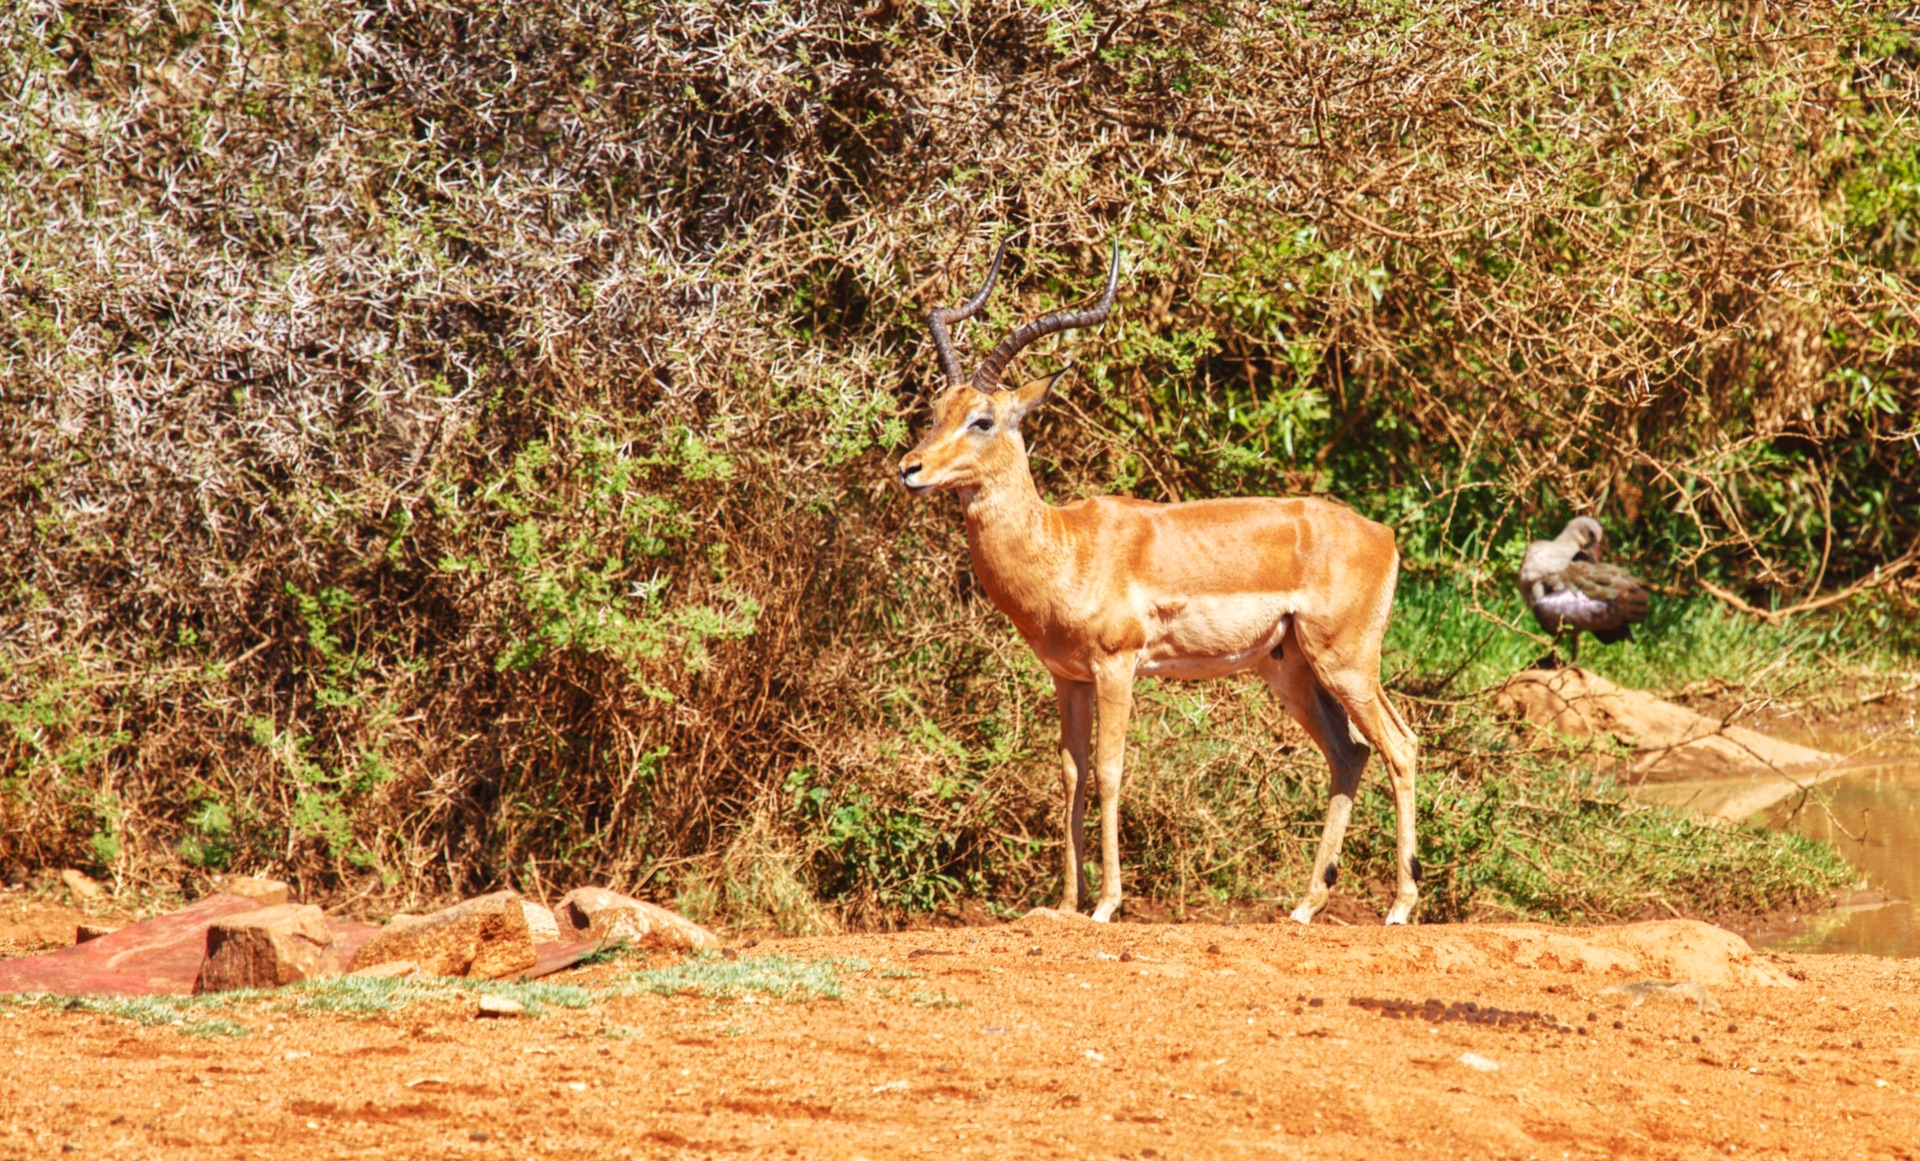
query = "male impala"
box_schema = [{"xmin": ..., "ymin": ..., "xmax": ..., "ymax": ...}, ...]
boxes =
[{"xmin": 899, "ymin": 239, "xmax": 1421, "ymax": 925}]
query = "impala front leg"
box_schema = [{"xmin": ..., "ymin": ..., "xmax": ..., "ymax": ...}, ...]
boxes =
[
  {"xmin": 1054, "ymin": 676, "xmax": 1096, "ymax": 913},
  {"xmin": 1090, "ymin": 657, "xmax": 1138, "ymax": 923}
]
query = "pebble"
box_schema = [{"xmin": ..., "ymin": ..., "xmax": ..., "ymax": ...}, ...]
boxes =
[
  {"xmin": 60, "ymin": 869, "xmax": 103, "ymax": 903},
  {"xmin": 477, "ymin": 995, "xmax": 525, "ymax": 1019}
]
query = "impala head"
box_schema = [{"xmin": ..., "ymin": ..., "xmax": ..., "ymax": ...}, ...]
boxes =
[{"xmin": 898, "ymin": 239, "xmax": 1120, "ymax": 495}]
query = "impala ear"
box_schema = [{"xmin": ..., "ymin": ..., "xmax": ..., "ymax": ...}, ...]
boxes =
[{"xmin": 1007, "ymin": 366, "xmax": 1072, "ymax": 427}]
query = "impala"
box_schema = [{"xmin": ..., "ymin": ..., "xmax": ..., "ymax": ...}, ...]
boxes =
[{"xmin": 898, "ymin": 239, "xmax": 1422, "ymax": 925}]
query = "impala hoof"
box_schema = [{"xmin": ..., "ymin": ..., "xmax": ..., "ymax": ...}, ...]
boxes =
[
  {"xmin": 1288, "ymin": 902, "xmax": 1316, "ymax": 926},
  {"xmin": 1384, "ymin": 901, "xmax": 1415, "ymax": 926}
]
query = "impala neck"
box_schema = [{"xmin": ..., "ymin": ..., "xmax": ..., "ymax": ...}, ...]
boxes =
[
  {"xmin": 958, "ymin": 443, "xmax": 1063, "ymax": 617},
  {"xmin": 960, "ymin": 442, "xmax": 1046, "ymax": 530}
]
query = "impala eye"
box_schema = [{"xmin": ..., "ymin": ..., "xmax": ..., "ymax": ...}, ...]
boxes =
[{"xmin": 969, "ymin": 416, "xmax": 993, "ymax": 433}]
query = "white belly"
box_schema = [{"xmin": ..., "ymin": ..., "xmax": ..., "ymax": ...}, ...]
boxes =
[
  {"xmin": 1135, "ymin": 645, "xmax": 1270, "ymax": 680},
  {"xmin": 1138, "ymin": 600, "xmax": 1291, "ymax": 680}
]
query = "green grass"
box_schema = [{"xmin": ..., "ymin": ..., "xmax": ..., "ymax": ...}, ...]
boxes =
[
  {"xmin": 616, "ymin": 953, "xmax": 863, "ymax": 1001},
  {"xmin": 0, "ymin": 972, "xmax": 604, "ymax": 1029},
  {"xmin": 0, "ymin": 954, "xmax": 863, "ymax": 1033},
  {"xmin": 178, "ymin": 1019, "xmax": 250, "ymax": 1038},
  {"xmin": 280, "ymin": 974, "xmax": 597, "ymax": 1017},
  {"xmin": 1382, "ymin": 573, "xmax": 1890, "ymax": 697},
  {"xmin": 1355, "ymin": 716, "xmax": 1858, "ymax": 922},
  {"xmin": 596, "ymin": 1024, "xmax": 647, "ymax": 1039}
]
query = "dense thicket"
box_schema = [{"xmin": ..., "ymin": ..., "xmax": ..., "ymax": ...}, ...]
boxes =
[{"xmin": 2, "ymin": 0, "xmax": 1912, "ymax": 920}]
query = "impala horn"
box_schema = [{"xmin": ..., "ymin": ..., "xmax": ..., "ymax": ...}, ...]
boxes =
[
  {"xmin": 971, "ymin": 238, "xmax": 1120, "ymax": 393},
  {"xmin": 928, "ymin": 238, "xmax": 1009, "ymax": 389}
]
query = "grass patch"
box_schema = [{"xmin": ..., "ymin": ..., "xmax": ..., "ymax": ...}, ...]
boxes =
[
  {"xmin": 618, "ymin": 954, "xmax": 860, "ymax": 1002},
  {"xmin": 908, "ymin": 990, "xmax": 965, "ymax": 1009},
  {"xmin": 0, "ymin": 992, "xmax": 255, "ymax": 1037},
  {"xmin": 280, "ymin": 975, "xmax": 596, "ymax": 1018},
  {"xmin": 672, "ymin": 1021, "xmax": 753, "ymax": 1038},
  {"xmin": 1383, "ymin": 574, "xmax": 1899, "ymax": 698},
  {"xmin": 0, "ymin": 973, "xmax": 598, "ymax": 1027},
  {"xmin": 178, "ymin": 1019, "xmax": 250, "ymax": 1038},
  {"xmin": 1388, "ymin": 724, "xmax": 1857, "ymax": 922},
  {"xmin": 596, "ymin": 1025, "xmax": 647, "ymax": 1039}
]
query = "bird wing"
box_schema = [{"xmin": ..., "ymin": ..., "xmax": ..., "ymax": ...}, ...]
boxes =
[{"xmin": 1560, "ymin": 561, "xmax": 1651, "ymax": 640}]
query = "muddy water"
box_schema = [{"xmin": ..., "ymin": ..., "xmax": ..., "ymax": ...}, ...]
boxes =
[{"xmin": 1758, "ymin": 760, "xmax": 1920, "ymax": 958}]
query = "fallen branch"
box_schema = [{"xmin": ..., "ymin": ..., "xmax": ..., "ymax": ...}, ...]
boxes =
[{"xmin": 1697, "ymin": 540, "xmax": 1920, "ymax": 625}]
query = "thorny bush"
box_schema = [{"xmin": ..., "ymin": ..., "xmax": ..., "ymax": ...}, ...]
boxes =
[{"xmin": 0, "ymin": 0, "xmax": 1910, "ymax": 923}]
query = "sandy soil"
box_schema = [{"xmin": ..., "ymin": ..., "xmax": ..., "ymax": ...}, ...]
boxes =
[{"xmin": 3, "ymin": 901, "xmax": 1917, "ymax": 1160}]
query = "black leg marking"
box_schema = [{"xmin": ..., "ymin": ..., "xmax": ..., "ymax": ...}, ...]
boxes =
[
  {"xmin": 1323, "ymin": 862, "xmax": 1339, "ymax": 887},
  {"xmin": 1409, "ymin": 855, "xmax": 1423, "ymax": 884}
]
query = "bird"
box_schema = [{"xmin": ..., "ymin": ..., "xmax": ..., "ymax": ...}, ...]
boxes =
[{"xmin": 1516, "ymin": 515, "xmax": 1650, "ymax": 666}]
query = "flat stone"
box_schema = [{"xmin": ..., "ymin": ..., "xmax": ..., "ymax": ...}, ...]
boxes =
[
  {"xmin": 194, "ymin": 904, "xmax": 340, "ymax": 993},
  {"xmin": 74, "ymin": 922, "xmax": 122, "ymax": 944},
  {"xmin": 209, "ymin": 874, "xmax": 291, "ymax": 906},
  {"xmin": 553, "ymin": 887, "xmax": 722, "ymax": 953},
  {"xmin": 476, "ymin": 994, "xmax": 524, "ymax": 1019},
  {"xmin": 0, "ymin": 893, "xmax": 269, "ymax": 996},
  {"xmin": 60, "ymin": 869, "xmax": 103, "ymax": 903},
  {"xmin": 348, "ymin": 891, "xmax": 537, "ymax": 980}
]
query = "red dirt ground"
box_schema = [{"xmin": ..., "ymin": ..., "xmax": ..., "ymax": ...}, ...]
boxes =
[{"xmin": 4, "ymin": 899, "xmax": 1918, "ymax": 1159}]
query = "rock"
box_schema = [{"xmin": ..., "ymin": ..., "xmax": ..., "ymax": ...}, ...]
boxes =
[
  {"xmin": 193, "ymin": 904, "xmax": 340, "ymax": 993},
  {"xmin": 60, "ymin": 870, "xmax": 103, "ymax": 904},
  {"xmin": 552, "ymin": 887, "xmax": 721, "ymax": 953},
  {"xmin": 633, "ymin": 900, "xmax": 721, "ymax": 952},
  {"xmin": 0, "ymin": 894, "xmax": 268, "ymax": 997},
  {"xmin": 520, "ymin": 901, "xmax": 560, "ymax": 942},
  {"xmin": 74, "ymin": 922, "xmax": 121, "ymax": 944},
  {"xmin": 553, "ymin": 887, "xmax": 649, "ymax": 944},
  {"xmin": 209, "ymin": 874, "xmax": 290, "ymax": 906},
  {"xmin": 348, "ymin": 960, "xmax": 420, "ymax": 979},
  {"xmin": 1492, "ymin": 667, "xmax": 1837, "ymax": 798},
  {"xmin": 347, "ymin": 891, "xmax": 538, "ymax": 980},
  {"xmin": 476, "ymin": 994, "xmax": 524, "ymax": 1019}
]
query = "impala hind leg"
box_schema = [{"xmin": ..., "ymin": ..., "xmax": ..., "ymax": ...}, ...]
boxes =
[
  {"xmin": 1316, "ymin": 668, "xmax": 1421, "ymax": 925},
  {"xmin": 1053, "ymin": 676, "xmax": 1096, "ymax": 913},
  {"xmin": 1256, "ymin": 650, "xmax": 1370, "ymax": 925}
]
